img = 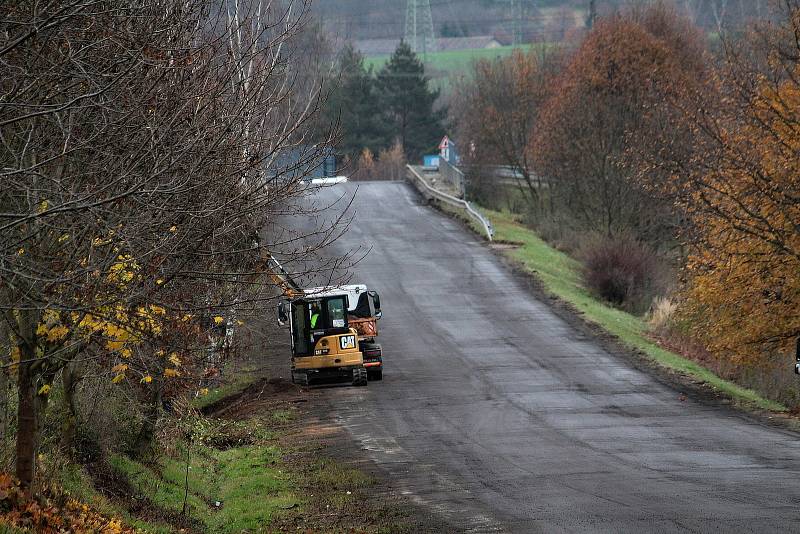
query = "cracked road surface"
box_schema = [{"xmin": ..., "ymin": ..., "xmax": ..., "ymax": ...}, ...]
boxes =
[{"xmin": 304, "ymin": 181, "xmax": 800, "ymax": 533}]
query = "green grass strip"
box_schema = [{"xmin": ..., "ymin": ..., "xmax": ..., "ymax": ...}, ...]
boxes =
[
  {"xmin": 479, "ymin": 208, "xmax": 786, "ymax": 412},
  {"xmin": 110, "ymin": 443, "xmax": 298, "ymax": 534}
]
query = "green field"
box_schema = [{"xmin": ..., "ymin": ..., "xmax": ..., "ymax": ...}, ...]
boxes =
[{"xmin": 365, "ymin": 44, "xmax": 536, "ymax": 90}]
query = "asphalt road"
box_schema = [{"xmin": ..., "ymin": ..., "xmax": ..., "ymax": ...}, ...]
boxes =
[{"xmin": 303, "ymin": 181, "xmax": 800, "ymax": 533}]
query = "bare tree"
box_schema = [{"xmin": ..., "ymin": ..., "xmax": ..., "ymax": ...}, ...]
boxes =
[
  {"xmin": 453, "ymin": 46, "xmax": 563, "ymax": 217},
  {"xmin": 1, "ymin": 0, "xmax": 346, "ymax": 486}
]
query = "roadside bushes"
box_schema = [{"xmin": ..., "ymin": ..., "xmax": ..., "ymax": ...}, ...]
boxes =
[
  {"xmin": 580, "ymin": 236, "xmax": 667, "ymax": 314},
  {"xmin": 350, "ymin": 142, "xmax": 406, "ymax": 181}
]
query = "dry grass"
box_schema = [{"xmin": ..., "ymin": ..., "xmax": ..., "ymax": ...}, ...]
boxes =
[{"xmin": 648, "ymin": 296, "xmax": 678, "ymax": 331}]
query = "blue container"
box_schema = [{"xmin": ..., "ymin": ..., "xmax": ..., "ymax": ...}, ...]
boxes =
[{"xmin": 423, "ymin": 154, "xmax": 440, "ymax": 168}]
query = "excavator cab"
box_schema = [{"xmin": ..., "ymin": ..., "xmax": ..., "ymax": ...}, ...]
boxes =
[
  {"xmin": 281, "ymin": 294, "xmax": 367, "ymax": 386},
  {"xmin": 290, "ymin": 295, "xmax": 351, "ymax": 354}
]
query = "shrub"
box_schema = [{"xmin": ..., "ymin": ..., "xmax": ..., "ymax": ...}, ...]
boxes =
[
  {"xmin": 350, "ymin": 148, "xmax": 376, "ymax": 181},
  {"xmin": 350, "ymin": 142, "xmax": 406, "ymax": 181},
  {"xmin": 581, "ymin": 235, "xmax": 663, "ymax": 314},
  {"xmin": 649, "ymin": 295, "xmax": 678, "ymax": 332},
  {"xmin": 533, "ymin": 215, "xmax": 584, "ymax": 254}
]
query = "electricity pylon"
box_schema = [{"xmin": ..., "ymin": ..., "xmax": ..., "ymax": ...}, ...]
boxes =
[
  {"xmin": 587, "ymin": 0, "xmax": 596, "ymax": 29},
  {"xmin": 511, "ymin": 0, "xmax": 523, "ymax": 45},
  {"xmin": 405, "ymin": 0, "xmax": 436, "ymax": 57}
]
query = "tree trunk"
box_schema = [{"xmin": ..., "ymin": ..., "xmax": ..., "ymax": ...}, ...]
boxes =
[
  {"xmin": 16, "ymin": 357, "xmax": 38, "ymax": 487},
  {"xmin": 0, "ymin": 366, "xmax": 7, "ymax": 451},
  {"xmin": 0, "ymin": 316, "xmax": 9, "ymax": 451},
  {"xmin": 14, "ymin": 309, "xmax": 42, "ymax": 488},
  {"xmin": 133, "ymin": 380, "xmax": 162, "ymax": 457},
  {"xmin": 61, "ymin": 361, "xmax": 79, "ymax": 455}
]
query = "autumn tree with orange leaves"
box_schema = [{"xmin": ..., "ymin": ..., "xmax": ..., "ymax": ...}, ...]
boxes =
[
  {"xmin": 533, "ymin": 4, "xmax": 707, "ymax": 243},
  {"xmin": 638, "ymin": 1, "xmax": 800, "ymax": 364}
]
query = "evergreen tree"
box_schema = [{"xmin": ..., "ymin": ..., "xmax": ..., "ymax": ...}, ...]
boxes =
[
  {"xmin": 376, "ymin": 41, "xmax": 445, "ymax": 161},
  {"xmin": 324, "ymin": 44, "xmax": 389, "ymax": 163}
]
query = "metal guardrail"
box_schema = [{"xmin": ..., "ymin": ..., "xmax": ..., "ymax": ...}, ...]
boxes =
[
  {"xmin": 406, "ymin": 165, "xmax": 494, "ymax": 241},
  {"xmin": 439, "ymin": 158, "xmax": 465, "ymax": 197}
]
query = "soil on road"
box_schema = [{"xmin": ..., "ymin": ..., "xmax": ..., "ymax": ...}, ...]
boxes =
[{"xmin": 298, "ymin": 181, "xmax": 800, "ymax": 533}]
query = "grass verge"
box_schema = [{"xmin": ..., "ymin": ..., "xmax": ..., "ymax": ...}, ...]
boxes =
[
  {"xmin": 95, "ymin": 378, "xmax": 420, "ymax": 533},
  {"xmin": 466, "ymin": 206, "xmax": 786, "ymax": 412},
  {"xmin": 110, "ymin": 440, "xmax": 298, "ymax": 533}
]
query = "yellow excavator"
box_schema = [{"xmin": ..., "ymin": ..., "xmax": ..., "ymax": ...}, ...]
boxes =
[{"xmin": 264, "ymin": 253, "xmax": 383, "ymax": 386}]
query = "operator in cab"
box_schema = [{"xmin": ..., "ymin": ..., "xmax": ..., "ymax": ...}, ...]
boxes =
[{"xmin": 310, "ymin": 302, "xmax": 321, "ymax": 329}]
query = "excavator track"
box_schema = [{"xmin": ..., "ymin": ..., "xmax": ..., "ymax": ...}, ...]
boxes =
[
  {"xmin": 292, "ymin": 371, "xmax": 309, "ymax": 386},
  {"xmin": 352, "ymin": 367, "xmax": 368, "ymax": 386}
]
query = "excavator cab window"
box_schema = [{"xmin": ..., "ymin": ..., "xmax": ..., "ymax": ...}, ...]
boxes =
[
  {"xmin": 291, "ymin": 302, "xmax": 311, "ymax": 356},
  {"xmin": 277, "ymin": 302, "xmax": 289, "ymax": 325},
  {"xmin": 312, "ymin": 295, "xmax": 349, "ymax": 333},
  {"xmin": 290, "ymin": 296, "xmax": 350, "ymax": 356},
  {"xmin": 327, "ymin": 298, "xmax": 346, "ymax": 328}
]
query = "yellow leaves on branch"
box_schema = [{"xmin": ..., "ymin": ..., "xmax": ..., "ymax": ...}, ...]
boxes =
[
  {"xmin": 37, "ymin": 384, "xmax": 51, "ymax": 396},
  {"xmin": 111, "ymin": 363, "xmax": 129, "ymax": 384},
  {"xmin": 163, "ymin": 368, "xmax": 180, "ymax": 378},
  {"xmin": 30, "ymin": 302, "xmax": 172, "ymax": 387},
  {"xmin": 37, "ymin": 323, "xmax": 69, "ymax": 343},
  {"xmin": 37, "ymin": 309, "xmax": 70, "ymax": 344},
  {"xmin": 107, "ymin": 254, "xmax": 137, "ymax": 284}
]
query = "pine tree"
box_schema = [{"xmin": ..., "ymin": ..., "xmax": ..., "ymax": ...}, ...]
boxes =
[
  {"xmin": 376, "ymin": 41, "xmax": 445, "ymax": 161},
  {"xmin": 324, "ymin": 44, "xmax": 390, "ymax": 163}
]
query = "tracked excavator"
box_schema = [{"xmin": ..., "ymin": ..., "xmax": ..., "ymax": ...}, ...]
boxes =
[
  {"xmin": 301, "ymin": 284, "xmax": 384, "ymax": 381},
  {"xmin": 264, "ymin": 253, "xmax": 383, "ymax": 386}
]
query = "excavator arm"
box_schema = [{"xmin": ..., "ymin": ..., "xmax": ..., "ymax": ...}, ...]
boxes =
[{"xmin": 260, "ymin": 251, "xmax": 303, "ymax": 300}]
